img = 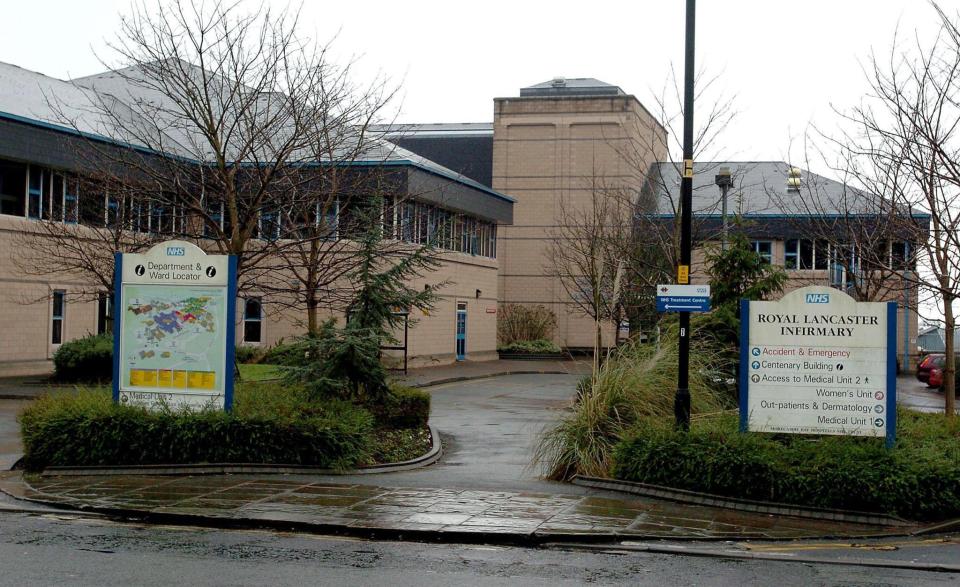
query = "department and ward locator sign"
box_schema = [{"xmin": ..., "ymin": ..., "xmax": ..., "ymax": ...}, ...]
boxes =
[
  {"xmin": 113, "ymin": 240, "xmax": 237, "ymax": 411},
  {"xmin": 740, "ymin": 286, "xmax": 897, "ymax": 447}
]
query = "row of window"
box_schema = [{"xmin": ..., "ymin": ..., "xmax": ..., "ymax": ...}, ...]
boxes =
[
  {"xmin": 783, "ymin": 239, "xmax": 915, "ymax": 271},
  {"xmin": 395, "ymin": 200, "xmax": 497, "ymax": 258},
  {"xmin": 2, "ymin": 159, "xmax": 499, "ymax": 259}
]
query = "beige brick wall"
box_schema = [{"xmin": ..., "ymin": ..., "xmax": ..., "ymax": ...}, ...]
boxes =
[
  {"xmin": 0, "ymin": 214, "xmax": 500, "ymax": 373},
  {"xmin": 493, "ymin": 94, "xmax": 667, "ymax": 348}
]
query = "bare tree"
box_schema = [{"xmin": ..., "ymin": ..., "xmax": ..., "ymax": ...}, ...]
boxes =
[
  {"xmin": 620, "ymin": 66, "xmax": 740, "ymax": 335},
  {"xmin": 827, "ymin": 1, "xmax": 960, "ymax": 417},
  {"xmin": 13, "ymin": 172, "xmax": 159, "ymax": 303},
  {"xmin": 547, "ymin": 175, "xmax": 631, "ymax": 371},
  {"xmin": 42, "ymin": 0, "xmax": 388, "ymax": 291}
]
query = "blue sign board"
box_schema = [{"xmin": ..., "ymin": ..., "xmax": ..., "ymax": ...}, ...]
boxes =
[{"xmin": 656, "ymin": 284, "xmax": 711, "ymax": 313}]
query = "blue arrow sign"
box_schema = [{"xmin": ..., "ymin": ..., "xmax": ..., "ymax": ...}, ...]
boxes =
[
  {"xmin": 656, "ymin": 296, "xmax": 711, "ymax": 312},
  {"xmin": 656, "ymin": 284, "xmax": 711, "ymax": 313}
]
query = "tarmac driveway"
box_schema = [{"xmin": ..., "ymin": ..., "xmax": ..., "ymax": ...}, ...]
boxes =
[{"xmin": 310, "ymin": 373, "xmax": 586, "ymax": 494}]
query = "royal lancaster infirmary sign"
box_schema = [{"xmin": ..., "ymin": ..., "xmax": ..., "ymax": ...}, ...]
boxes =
[
  {"xmin": 739, "ymin": 286, "xmax": 897, "ymax": 446},
  {"xmin": 113, "ymin": 241, "xmax": 237, "ymax": 411}
]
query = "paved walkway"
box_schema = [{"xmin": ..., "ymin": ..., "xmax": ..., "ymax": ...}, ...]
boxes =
[
  {"xmin": 1, "ymin": 474, "xmax": 905, "ymax": 542},
  {"xmin": 393, "ymin": 358, "xmax": 590, "ymax": 388},
  {"xmin": 0, "ymin": 368, "xmax": 946, "ymax": 543}
]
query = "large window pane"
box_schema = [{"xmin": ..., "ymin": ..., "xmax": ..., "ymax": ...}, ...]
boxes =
[
  {"xmin": 51, "ymin": 290, "xmax": 65, "ymax": 345},
  {"xmin": 0, "ymin": 160, "xmax": 26, "ymax": 216}
]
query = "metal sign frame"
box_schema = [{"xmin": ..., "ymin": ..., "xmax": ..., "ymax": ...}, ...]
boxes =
[
  {"xmin": 112, "ymin": 242, "xmax": 237, "ymax": 412},
  {"xmin": 739, "ymin": 294, "xmax": 897, "ymax": 448}
]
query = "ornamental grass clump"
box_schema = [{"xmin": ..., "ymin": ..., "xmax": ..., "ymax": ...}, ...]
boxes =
[{"xmin": 535, "ymin": 333, "xmax": 733, "ymax": 480}]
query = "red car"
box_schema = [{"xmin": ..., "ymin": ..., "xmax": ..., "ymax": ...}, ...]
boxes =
[
  {"xmin": 928, "ymin": 367, "xmax": 958, "ymax": 395},
  {"xmin": 917, "ymin": 353, "xmax": 945, "ymax": 383}
]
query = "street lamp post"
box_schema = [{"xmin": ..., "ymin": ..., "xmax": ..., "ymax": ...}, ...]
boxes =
[
  {"xmin": 675, "ymin": 0, "xmax": 696, "ymax": 431},
  {"xmin": 715, "ymin": 166, "xmax": 733, "ymax": 251}
]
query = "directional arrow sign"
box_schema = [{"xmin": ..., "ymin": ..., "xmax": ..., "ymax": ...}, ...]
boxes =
[{"xmin": 656, "ymin": 284, "xmax": 711, "ymax": 313}]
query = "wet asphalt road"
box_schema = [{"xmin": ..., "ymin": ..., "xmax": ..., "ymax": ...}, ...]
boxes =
[
  {"xmin": 305, "ymin": 373, "xmax": 591, "ymax": 495},
  {"xmin": 897, "ymin": 375, "xmax": 960, "ymax": 413},
  {"xmin": 0, "ymin": 511, "xmax": 956, "ymax": 586}
]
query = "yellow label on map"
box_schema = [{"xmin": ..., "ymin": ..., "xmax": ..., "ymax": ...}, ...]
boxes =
[
  {"xmin": 678, "ymin": 265, "xmax": 690, "ymax": 284},
  {"xmin": 141, "ymin": 370, "xmax": 158, "ymax": 387},
  {"xmin": 129, "ymin": 369, "xmax": 144, "ymax": 386},
  {"xmin": 172, "ymin": 370, "xmax": 188, "ymax": 388},
  {"xmin": 157, "ymin": 370, "xmax": 173, "ymax": 387},
  {"xmin": 188, "ymin": 371, "xmax": 216, "ymax": 390}
]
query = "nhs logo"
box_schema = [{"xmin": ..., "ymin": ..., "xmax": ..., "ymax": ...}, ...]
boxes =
[
  {"xmin": 166, "ymin": 246, "xmax": 186, "ymax": 256},
  {"xmin": 805, "ymin": 293, "xmax": 830, "ymax": 304}
]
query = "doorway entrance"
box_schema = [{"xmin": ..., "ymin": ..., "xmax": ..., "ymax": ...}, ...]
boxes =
[{"xmin": 456, "ymin": 302, "xmax": 467, "ymax": 361}]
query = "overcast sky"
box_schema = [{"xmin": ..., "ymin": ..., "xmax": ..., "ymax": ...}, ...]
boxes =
[
  {"xmin": 0, "ymin": 0, "xmax": 949, "ymax": 171},
  {"xmin": 0, "ymin": 1, "xmax": 952, "ymax": 324}
]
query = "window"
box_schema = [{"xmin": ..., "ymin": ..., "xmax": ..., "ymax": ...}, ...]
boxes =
[
  {"xmin": 105, "ymin": 193, "xmax": 120, "ymax": 228},
  {"xmin": 0, "ymin": 160, "xmax": 26, "ymax": 216},
  {"xmin": 63, "ymin": 178, "xmax": 78, "ymax": 224},
  {"xmin": 785, "ymin": 239, "xmax": 827, "ymax": 270},
  {"xmin": 51, "ymin": 290, "xmax": 65, "ymax": 345},
  {"xmin": 315, "ymin": 198, "xmax": 339, "ymax": 240},
  {"xmin": 751, "ymin": 241, "xmax": 772, "ymax": 264},
  {"xmin": 891, "ymin": 241, "xmax": 916, "ymax": 271},
  {"xmin": 97, "ymin": 292, "xmax": 114, "ymax": 335},
  {"xmin": 243, "ymin": 298, "xmax": 262, "ymax": 343},
  {"xmin": 28, "ymin": 166, "xmax": 43, "ymax": 219},
  {"xmin": 257, "ymin": 210, "xmax": 281, "ymax": 241},
  {"xmin": 205, "ymin": 199, "xmax": 225, "ymax": 238},
  {"xmin": 50, "ymin": 173, "xmax": 64, "ymax": 221}
]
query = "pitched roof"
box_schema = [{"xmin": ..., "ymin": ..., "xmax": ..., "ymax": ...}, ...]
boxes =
[
  {"xmin": 0, "ymin": 61, "xmax": 512, "ymax": 203},
  {"xmin": 647, "ymin": 161, "xmax": 927, "ymax": 218},
  {"xmin": 520, "ymin": 77, "xmax": 625, "ymax": 97}
]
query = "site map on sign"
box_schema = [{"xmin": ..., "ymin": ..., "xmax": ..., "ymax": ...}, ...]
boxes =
[{"xmin": 120, "ymin": 285, "xmax": 227, "ymax": 392}]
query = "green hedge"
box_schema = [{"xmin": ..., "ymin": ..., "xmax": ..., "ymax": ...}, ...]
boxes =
[
  {"xmin": 52, "ymin": 333, "xmax": 113, "ymax": 382},
  {"xmin": 18, "ymin": 385, "xmax": 373, "ymax": 471},
  {"xmin": 261, "ymin": 339, "xmax": 311, "ymax": 366},
  {"xmin": 234, "ymin": 345, "xmax": 263, "ymax": 364},
  {"xmin": 370, "ymin": 386, "xmax": 431, "ymax": 430},
  {"xmin": 498, "ymin": 339, "xmax": 561, "ymax": 354},
  {"xmin": 611, "ymin": 411, "xmax": 960, "ymax": 521}
]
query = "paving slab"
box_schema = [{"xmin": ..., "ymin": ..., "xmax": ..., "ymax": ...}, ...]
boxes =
[{"xmin": 0, "ymin": 473, "xmax": 913, "ymax": 544}]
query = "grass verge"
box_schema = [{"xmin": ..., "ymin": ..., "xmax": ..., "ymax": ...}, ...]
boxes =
[{"xmin": 237, "ymin": 363, "xmax": 284, "ymax": 382}]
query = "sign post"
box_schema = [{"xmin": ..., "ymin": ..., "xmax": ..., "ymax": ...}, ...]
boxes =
[
  {"xmin": 739, "ymin": 286, "xmax": 897, "ymax": 447},
  {"xmin": 113, "ymin": 240, "xmax": 237, "ymax": 412}
]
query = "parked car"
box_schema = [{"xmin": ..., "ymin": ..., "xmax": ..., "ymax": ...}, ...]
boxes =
[
  {"xmin": 928, "ymin": 367, "xmax": 958, "ymax": 395},
  {"xmin": 917, "ymin": 353, "xmax": 945, "ymax": 384}
]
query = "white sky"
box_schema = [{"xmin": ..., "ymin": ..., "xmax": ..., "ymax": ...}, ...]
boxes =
[
  {"xmin": 0, "ymin": 0, "xmax": 949, "ymax": 168},
  {"xmin": 0, "ymin": 0, "xmax": 953, "ymax": 325}
]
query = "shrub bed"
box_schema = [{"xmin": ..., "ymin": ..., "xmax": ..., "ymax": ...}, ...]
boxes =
[
  {"xmin": 19, "ymin": 383, "xmax": 374, "ymax": 472},
  {"xmin": 536, "ymin": 336, "xmax": 732, "ymax": 480},
  {"xmin": 612, "ymin": 410, "xmax": 960, "ymax": 521},
  {"xmin": 368, "ymin": 386, "xmax": 431, "ymax": 430},
  {"xmin": 52, "ymin": 333, "xmax": 113, "ymax": 382},
  {"xmin": 497, "ymin": 339, "xmax": 562, "ymax": 354}
]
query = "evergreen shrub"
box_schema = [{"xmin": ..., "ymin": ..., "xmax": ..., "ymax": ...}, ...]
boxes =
[
  {"xmin": 370, "ymin": 386, "xmax": 431, "ymax": 430},
  {"xmin": 498, "ymin": 339, "xmax": 562, "ymax": 354},
  {"xmin": 18, "ymin": 384, "xmax": 372, "ymax": 472},
  {"xmin": 612, "ymin": 410, "xmax": 960, "ymax": 521},
  {"xmin": 52, "ymin": 333, "xmax": 113, "ymax": 382}
]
